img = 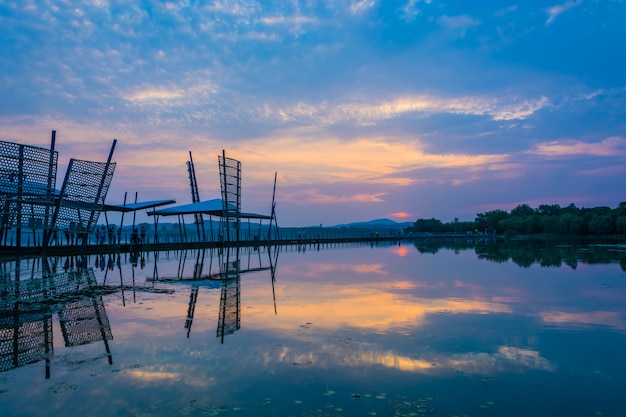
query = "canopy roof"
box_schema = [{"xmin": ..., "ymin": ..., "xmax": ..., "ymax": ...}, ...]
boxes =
[
  {"xmin": 148, "ymin": 198, "xmax": 272, "ymax": 220},
  {"xmin": 102, "ymin": 199, "xmax": 176, "ymax": 213}
]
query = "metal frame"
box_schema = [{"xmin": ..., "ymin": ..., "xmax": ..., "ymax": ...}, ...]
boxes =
[
  {"xmin": 218, "ymin": 150, "xmax": 241, "ymax": 242},
  {"xmin": 0, "ymin": 135, "xmax": 58, "ymax": 247},
  {"xmin": 46, "ymin": 140, "xmax": 117, "ymax": 247},
  {"xmin": 0, "ymin": 134, "xmax": 117, "ymax": 249}
]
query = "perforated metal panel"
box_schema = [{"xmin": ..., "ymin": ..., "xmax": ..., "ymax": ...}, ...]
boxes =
[
  {"xmin": 0, "ymin": 140, "xmax": 57, "ymax": 237},
  {"xmin": 54, "ymin": 158, "xmax": 116, "ymax": 235}
]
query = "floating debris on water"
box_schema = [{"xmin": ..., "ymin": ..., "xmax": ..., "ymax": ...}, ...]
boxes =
[
  {"xmin": 479, "ymin": 400, "xmax": 495, "ymax": 409},
  {"xmin": 389, "ymin": 395, "xmax": 439, "ymax": 416},
  {"xmin": 47, "ymin": 382, "xmax": 78, "ymax": 394}
]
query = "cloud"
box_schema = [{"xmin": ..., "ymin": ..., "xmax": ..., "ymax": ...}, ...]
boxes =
[
  {"xmin": 265, "ymin": 95, "xmax": 550, "ymax": 127},
  {"xmin": 529, "ymin": 137, "xmax": 626, "ymax": 158},
  {"xmin": 282, "ymin": 189, "xmax": 387, "ymax": 205},
  {"xmin": 399, "ymin": 0, "xmax": 421, "ymax": 23},
  {"xmin": 437, "ymin": 14, "xmax": 482, "ymax": 34},
  {"xmin": 494, "ymin": 5, "xmax": 519, "ymax": 17},
  {"xmin": 541, "ymin": 310, "xmax": 626, "ymax": 329},
  {"xmin": 545, "ymin": 0, "xmax": 583, "ymax": 25},
  {"xmin": 124, "ymin": 87, "xmax": 186, "ymax": 102},
  {"xmin": 230, "ymin": 136, "xmax": 510, "ymax": 188},
  {"xmin": 350, "ymin": 0, "xmax": 377, "ymax": 15}
]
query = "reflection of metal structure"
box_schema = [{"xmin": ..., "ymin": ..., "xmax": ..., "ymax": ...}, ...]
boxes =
[
  {"xmin": 0, "ymin": 310, "xmax": 53, "ymax": 374},
  {"xmin": 58, "ymin": 297, "xmax": 113, "ymax": 358},
  {"xmin": 0, "ymin": 261, "xmax": 114, "ymax": 376},
  {"xmin": 217, "ymin": 247, "xmax": 241, "ymax": 343},
  {"xmin": 1, "ymin": 264, "xmax": 96, "ymax": 306},
  {"xmin": 147, "ymin": 246, "xmax": 278, "ymax": 341},
  {"xmin": 0, "ymin": 135, "xmax": 58, "ymax": 247},
  {"xmin": 218, "ymin": 150, "xmax": 241, "ymax": 243},
  {"xmin": 184, "ymin": 286, "xmax": 199, "ymax": 338}
]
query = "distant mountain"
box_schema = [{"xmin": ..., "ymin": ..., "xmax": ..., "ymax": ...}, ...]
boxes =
[{"xmin": 333, "ymin": 218, "xmax": 413, "ymax": 229}]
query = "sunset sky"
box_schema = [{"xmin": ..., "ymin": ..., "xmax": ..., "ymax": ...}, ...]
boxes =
[{"xmin": 2, "ymin": 1, "xmax": 626, "ymax": 226}]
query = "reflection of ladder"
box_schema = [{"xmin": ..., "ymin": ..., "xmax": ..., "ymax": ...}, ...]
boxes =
[
  {"xmin": 217, "ymin": 247, "xmax": 241, "ymax": 343},
  {"xmin": 186, "ymin": 151, "xmax": 205, "ymax": 241},
  {"xmin": 184, "ymin": 286, "xmax": 198, "ymax": 338}
]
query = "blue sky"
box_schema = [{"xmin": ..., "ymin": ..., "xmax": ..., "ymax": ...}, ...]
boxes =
[{"xmin": 2, "ymin": 0, "xmax": 626, "ymax": 226}]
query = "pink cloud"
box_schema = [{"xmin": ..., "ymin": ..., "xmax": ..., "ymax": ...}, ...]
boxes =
[{"xmin": 530, "ymin": 137, "xmax": 626, "ymax": 157}]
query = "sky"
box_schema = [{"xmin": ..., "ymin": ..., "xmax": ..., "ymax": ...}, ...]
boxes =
[{"xmin": 1, "ymin": 0, "xmax": 626, "ymax": 227}]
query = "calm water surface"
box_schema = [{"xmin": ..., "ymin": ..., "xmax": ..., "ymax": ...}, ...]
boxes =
[{"xmin": 1, "ymin": 241, "xmax": 626, "ymax": 417}]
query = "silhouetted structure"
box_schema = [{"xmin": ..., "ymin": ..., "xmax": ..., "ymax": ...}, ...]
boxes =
[
  {"xmin": 0, "ymin": 135, "xmax": 58, "ymax": 248},
  {"xmin": 0, "ymin": 132, "xmax": 117, "ymax": 250}
]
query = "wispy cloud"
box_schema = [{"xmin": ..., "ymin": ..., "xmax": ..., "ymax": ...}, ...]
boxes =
[
  {"xmin": 545, "ymin": 0, "xmax": 583, "ymax": 25},
  {"xmin": 530, "ymin": 137, "xmax": 626, "ymax": 157},
  {"xmin": 494, "ymin": 5, "xmax": 519, "ymax": 17},
  {"xmin": 437, "ymin": 14, "xmax": 482, "ymax": 34},
  {"xmin": 267, "ymin": 94, "xmax": 550, "ymax": 126},
  {"xmin": 351, "ymin": 0, "xmax": 377, "ymax": 15},
  {"xmin": 399, "ymin": 0, "xmax": 421, "ymax": 23}
]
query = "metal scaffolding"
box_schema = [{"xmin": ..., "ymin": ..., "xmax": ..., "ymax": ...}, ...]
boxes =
[
  {"xmin": 0, "ymin": 134, "xmax": 58, "ymax": 247},
  {"xmin": 218, "ymin": 150, "xmax": 241, "ymax": 243},
  {"xmin": 0, "ymin": 133, "xmax": 117, "ymax": 249},
  {"xmin": 47, "ymin": 140, "xmax": 117, "ymax": 247}
]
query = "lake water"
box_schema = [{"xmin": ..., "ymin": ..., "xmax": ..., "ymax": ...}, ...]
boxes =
[{"xmin": 1, "ymin": 240, "xmax": 626, "ymax": 417}]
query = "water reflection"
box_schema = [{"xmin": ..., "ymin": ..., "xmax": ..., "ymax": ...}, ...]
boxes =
[
  {"xmin": 0, "ymin": 259, "xmax": 112, "ymax": 378},
  {"xmin": 0, "ymin": 241, "xmax": 625, "ymax": 417},
  {"xmin": 413, "ymin": 237, "xmax": 626, "ymax": 269},
  {"xmin": 146, "ymin": 246, "xmax": 279, "ymax": 342}
]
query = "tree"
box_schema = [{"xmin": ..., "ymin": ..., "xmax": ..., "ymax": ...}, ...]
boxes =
[
  {"xmin": 588, "ymin": 214, "xmax": 615, "ymax": 235},
  {"xmin": 558, "ymin": 213, "xmax": 583, "ymax": 234},
  {"xmin": 475, "ymin": 210, "xmax": 509, "ymax": 233},
  {"xmin": 510, "ymin": 204, "xmax": 535, "ymax": 218},
  {"xmin": 537, "ymin": 204, "xmax": 561, "ymax": 217}
]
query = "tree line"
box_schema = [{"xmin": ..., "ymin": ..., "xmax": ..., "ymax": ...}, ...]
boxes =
[{"xmin": 405, "ymin": 202, "xmax": 626, "ymax": 236}]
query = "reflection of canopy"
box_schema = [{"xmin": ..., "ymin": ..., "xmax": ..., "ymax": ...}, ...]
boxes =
[{"xmin": 148, "ymin": 198, "xmax": 271, "ymax": 220}]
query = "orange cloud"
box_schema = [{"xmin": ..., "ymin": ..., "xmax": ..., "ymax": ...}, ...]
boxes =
[{"xmin": 392, "ymin": 211, "xmax": 410, "ymax": 218}]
